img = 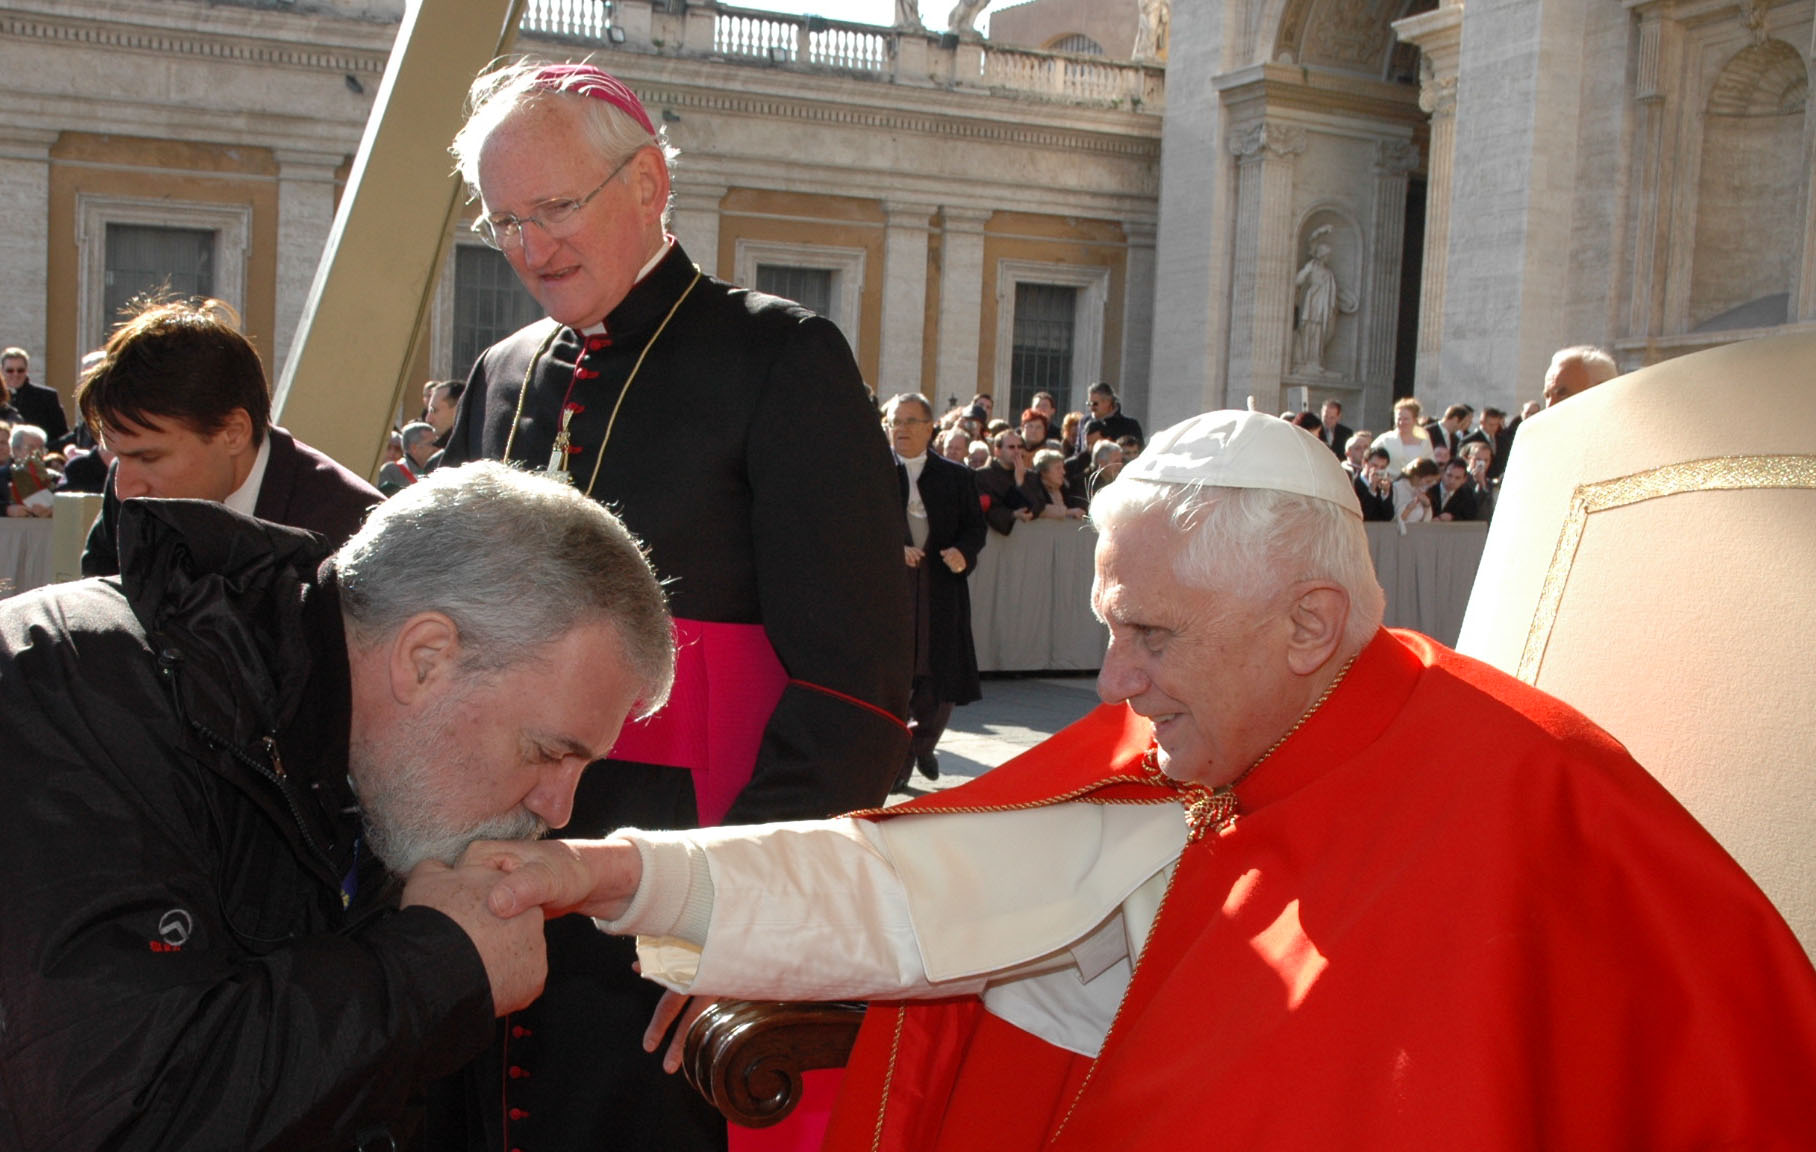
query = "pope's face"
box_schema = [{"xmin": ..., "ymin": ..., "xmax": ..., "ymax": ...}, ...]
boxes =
[
  {"xmin": 477, "ymin": 101, "xmax": 668, "ymax": 330},
  {"xmin": 1093, "ymin": 511, "xmax": 1301, "ymax": 788},
  {"xmin": 350, "ymin": 618, "xmax": 643, "ymax": 874}
]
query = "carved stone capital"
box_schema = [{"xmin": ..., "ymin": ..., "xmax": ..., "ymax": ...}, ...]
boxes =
[
  {"xmin": 1418, "ymin": 62, "xmax": 1458, "ymax": 117},
  {"xmin": 1374, "ymin": 138, "xmax": 1420, "ymax": 174},
  {"xmin": 1228, "ymin": 121, "xmax": 1307, "ymax": 162}
]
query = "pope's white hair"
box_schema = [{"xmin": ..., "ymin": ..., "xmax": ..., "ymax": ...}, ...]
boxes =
[{"xmin": 1090, "ymin": 479, "xmax": 1384, "ymax": 649}]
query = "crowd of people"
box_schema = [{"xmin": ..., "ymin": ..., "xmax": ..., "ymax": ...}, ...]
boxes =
[
  {"xmin": 0, "ymin": 345, "xmax": 112, "ymax": 518},
  {"xmin": 1281, "ymin": 344, "xmax": 1619, "ymax": 530},
  {"xmin": 4, "ymin": 50, "xmax": 1807, "ymax": 1152}
]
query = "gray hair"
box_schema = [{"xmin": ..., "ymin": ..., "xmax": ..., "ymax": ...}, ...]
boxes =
[
  {"xmin": 336, "ymin": 461, "xmax": 675, "ymax": 717},
  {"xmin": 399, "ymin": 421, "xmax": 438, "ymax": 453},
  {"xmin": 1090, "ymin": 439, "xmax": 1121, "ymax": 468},
  {"xmin": 1031, "ymin": 447, "xmax": 1066, "ymax": 475},
  {"xmin": 883, "ymin": 392, "xmax": 933, "ymax": 421},
  {"xmin": 1548, "ymin": 344, "xmax": 1619, "ymax": 386},
  {"xmin": 451, "ymin": 58, "xmax": 680, "ymax": 225},
  {"xmin": 9, "ymin": 424, "xmax": 46, "ymax": 457},
  {"xmin": 1090, "ymin": 480, "xmax": 1385, "ymax": 649}
]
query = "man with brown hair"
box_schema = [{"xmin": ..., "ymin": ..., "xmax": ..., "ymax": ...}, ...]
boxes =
[{"xmin": 75, "ymin": 296, "xmax": 378, "ymax": 576}]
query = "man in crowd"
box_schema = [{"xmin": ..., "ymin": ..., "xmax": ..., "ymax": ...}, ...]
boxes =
[
  {"xmin": 481, "ymin": 409, "xmax": 1816, "ymax": 1150},
  {"xmin": 1, "ymin": 346, "xmax": 70, "ymax": 444},
  {"xmin": 887, "ymin": 393, "xmax": 986, "ymax": 786},
  {"xmin": 378, "ymin": 420, "xmax": 438, "ymax": 495},
  {"xmin": 1422, "ymin": 402, "xmax": 1473, "ymax": 460},
  {"xmin": 1458, "ymin": 405, "xmax": 1513, "ymax": 481},
  {"xmin": 972, "ymin": 425, "xmax": 1034, "ymax": 536},
  {"xmin": 1082, "ymin": 381, "xmax": 1142, "ymax": 450},
  {"xmin": 438, "ymin": 60, "xmax": 909, "ymax": 1149},
  {"xmin": 76, "ymin": 296, "xmax": 379, "ymax": 577},
  {"xmin": 0, "ymin": 463, "xmax": 675, "ymax": 1150},
  {"xmin": 1316, "ymin": 397, "xmax": 1352, "ymax": 457},
  {"xmin": 1543, "ymin": 344, "xmax": 1619, "ymax": 407},
  {"xmin": 424, "ymin": 379, "xmax": 464, "ymax": 445},
  {"xmin": 1430, "ymin": 456, "xmax": 1479, "ymax": 521}
]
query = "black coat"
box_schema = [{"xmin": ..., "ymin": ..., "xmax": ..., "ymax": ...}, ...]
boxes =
[
  {"xmin": 436, "ymin": 242, "xmax": 911, "ymax": 1152},
  {"xmin": 901, "ymin": 453, "xmax": 986, "ymax": 706},
  {"xmin": 1432, "ymin": 481, "xmax": 1479, "ymax": 522},
  {"xmin": 81, "ymin": 426, "xmax": 380, "ymax": 577},
  {"xmin": 55, "ymin": 447, "xmax": 109, "ymax": 492},
  {"xmin": 8, "ymin": 377, "xmax": 70, "ymax": 443},
  {"xmin": 0, "ymin": 501, "xmax": 492, "ymax": 1150},
  {"xmin": 973, "ymin": 458, "xmax": 1030, "ymax": 536}
]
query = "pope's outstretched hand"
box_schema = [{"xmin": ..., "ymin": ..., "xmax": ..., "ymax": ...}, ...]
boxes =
[{"xmin": 469, "ymin": 837, "xmax": 645, "ymax": 922}]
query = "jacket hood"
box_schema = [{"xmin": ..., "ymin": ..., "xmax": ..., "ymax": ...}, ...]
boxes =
[{"xmin": 119, "ymin": 498, "xmax": 333, "ymax": 748}]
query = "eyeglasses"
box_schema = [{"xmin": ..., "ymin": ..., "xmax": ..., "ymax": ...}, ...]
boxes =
[
  {"xmin": 887, "ymin": 416, "xmax": 931, "ymax": 428},
  {"xmin": 471, "ymin": 151, "xmax": 638, "ymax": 251}
]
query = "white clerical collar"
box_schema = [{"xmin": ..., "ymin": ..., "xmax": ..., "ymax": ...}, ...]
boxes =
[
  {"xmin": 579, "ymin": 236, "xmax": 676, "ymax": 337},
  {"xmin": 224, "ymin": 435, "xmax": 272, "ymax": 518}
]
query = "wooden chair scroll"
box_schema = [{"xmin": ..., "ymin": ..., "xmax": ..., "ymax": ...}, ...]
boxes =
[{"xmin": 682, "ymin": 1000, "xmax": 868, "ymax": 1127}]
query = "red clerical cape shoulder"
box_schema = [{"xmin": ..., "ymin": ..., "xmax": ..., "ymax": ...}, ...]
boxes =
[{"xmin": 827, "ymin": 629, "xmax": 1816, "ymax": 1151}]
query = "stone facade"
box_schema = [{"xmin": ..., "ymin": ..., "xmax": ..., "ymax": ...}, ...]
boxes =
[
  {"xmin": 1146, "ymin": 0, "xmax": 1814, "ymax": 433},
  {"xmin": 3, "ymin": 0, "xmax": 1809, "ymax": 445},
  {"xmin": 0, "ymin": 0, "xmax": 1161, "ymax": 441}
]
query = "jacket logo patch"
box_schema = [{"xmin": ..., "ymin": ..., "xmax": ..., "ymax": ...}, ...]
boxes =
[{"xmin": 151, "ymin": 908, "xmax": 194, "ymax": 952}]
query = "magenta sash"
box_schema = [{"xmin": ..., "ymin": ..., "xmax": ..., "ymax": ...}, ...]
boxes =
[{"xmin": 606, "ymin": 618, "xmax": 787, "ymax": 826}]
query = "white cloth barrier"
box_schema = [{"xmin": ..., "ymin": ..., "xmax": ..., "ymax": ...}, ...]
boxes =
[{"xmin": 970, "ymin": 517, "xmax": 1488, "ymax": 673}]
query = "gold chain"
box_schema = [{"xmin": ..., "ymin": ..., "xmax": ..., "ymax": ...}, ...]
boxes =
[
  {"xmin": 1146, "ymin": 650, "xmax": 1359, "ymax": 841},
  {"xmin": 499, "ymin": 268, "xmax": 703, "ymax": 498}
]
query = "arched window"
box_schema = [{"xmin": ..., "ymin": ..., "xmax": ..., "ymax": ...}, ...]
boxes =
[{"xmin": 1047, "ymin": 33, "xmax": 1103, "ymax": 56}]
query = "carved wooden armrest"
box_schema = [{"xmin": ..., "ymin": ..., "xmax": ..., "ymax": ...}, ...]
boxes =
[{"xmin": 681, "ymin": 999, "xmax": 867, "ymax": 1128}]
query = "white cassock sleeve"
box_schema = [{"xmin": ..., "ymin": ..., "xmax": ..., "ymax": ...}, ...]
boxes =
[{"xmin": 603, "ymin": 802, "xmax": 1186, "ymax": 1056}]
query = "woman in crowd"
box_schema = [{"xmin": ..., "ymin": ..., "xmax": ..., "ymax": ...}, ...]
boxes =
[
  {"xmin": 1370, "ymin": 398, "xmax": 1434, "ymax": 472},
  {"xmin": 1019, "ymin": 409, "xmax": 1053, "ymax": 453},
  {"xmin": 1023, "ymin": 447, "xmax": 1087, "ymax": 521},
  {"xmin": 1393, "ymin": 456, "xmax": 1441, "ymax": 525}
]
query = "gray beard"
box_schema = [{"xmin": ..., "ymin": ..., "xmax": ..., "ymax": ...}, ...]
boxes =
[{"xmin": 351, "ymin": 692, "xmax": 549, "ymax": 874}]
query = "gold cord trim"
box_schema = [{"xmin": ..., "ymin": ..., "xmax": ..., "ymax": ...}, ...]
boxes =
[
  {"xmin": 1517, "ymin": 454, "xmax": 1816, "ymax": 683},
  {"xmin": 498, "ymin": 268, "xmax": 704, "ymax": 498}
]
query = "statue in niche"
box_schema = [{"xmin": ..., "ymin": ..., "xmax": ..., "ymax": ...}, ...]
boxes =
[
  {"xmin": 895, "ymin": 0, "xmax": 924, "ymax": 29},
  {"xmin": 1134, "ymin": 0, "xmax": 1171, "ymax": 63},
  {"xmin": 948, "ymin": 0, "xmax": 990, "ymax": 35},
  {"xmin": 1292, "ymin": 227, "xmax": 1358, "ymax": 374}
]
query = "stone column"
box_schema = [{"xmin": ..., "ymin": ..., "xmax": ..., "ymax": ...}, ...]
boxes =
[
  {"xmin": 879, "ymin": 200, "xmax": 935, "ymax": 399},
  {"xmin": 0, "ymin": 129, "xmax": 58, "ymax": 369},
  {"xmin": 274, "ymin": 150, "xmax": 344, "ymax": 376},
  {"xmin": 1118, "ymin": 218, "xmax": 1158, "ymax": 427},
  {"xmin": 935, "ymin": 207, "xmax": 990, "ymax": 405},
  {"xmin": 1365, "ymin": 138, "xmax": 1420, "ymax": 418},
  {"xmin": 1393, "ymin": 3, "xmax": 1462, "ymax": 397},
  {"xmin": 669, "ymin": 180, "xmax": 728, "ymax": 275},
  {"xmin": 1224, "ymin": 120, "xmax": 1304, "ymax": 415},
  {"xmin": 1794, "ymin": 12, "xmax": 1816, "ymax": 322},
  {"xmin": 1621, "ymin": 2, "xmax": 1683, "ymax": 340}
]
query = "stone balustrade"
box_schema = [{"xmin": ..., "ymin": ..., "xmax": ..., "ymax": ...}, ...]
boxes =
[{"xmin": 518, "ymin": 0, "xmax": 1164, "ymax": 110}]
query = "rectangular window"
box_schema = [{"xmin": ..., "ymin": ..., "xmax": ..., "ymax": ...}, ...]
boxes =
[
  {"xmin": 452, "ymin": 245, "xmax": 544, "ymax": 379},
  {"xmin": 104, "ymin": 224, "xmax": 214, "ymax": 324},
  {"xmin": 1009, "ymin": 282, "xmax": 1077, "ymax": 415},
  {"xmin": 756, "ymin": 264, "xmax": 834, "ymax": 318}
]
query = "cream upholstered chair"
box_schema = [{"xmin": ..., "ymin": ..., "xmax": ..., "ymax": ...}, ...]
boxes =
[{"xmin": 1456, "ymin": 330, "xmax": 1816, "ymax": 958}]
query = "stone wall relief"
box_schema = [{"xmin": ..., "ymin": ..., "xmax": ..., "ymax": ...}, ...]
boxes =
[
  {"xmin": 1688, "ymin": 36, "xmax": 1809, "ymax": 331},
  {"xmin": 1288, "ymin": 211, "xmax": 1362, "ymax": 378}
]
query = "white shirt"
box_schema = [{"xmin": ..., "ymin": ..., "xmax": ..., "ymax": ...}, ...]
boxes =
[
  {"xmin": 224, "ymin": 437, "xmax": 272, "ymax": 518},
  {"xmin": 602, "ymin": 803, "xmax": 1188, "ymax": 1056}
]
